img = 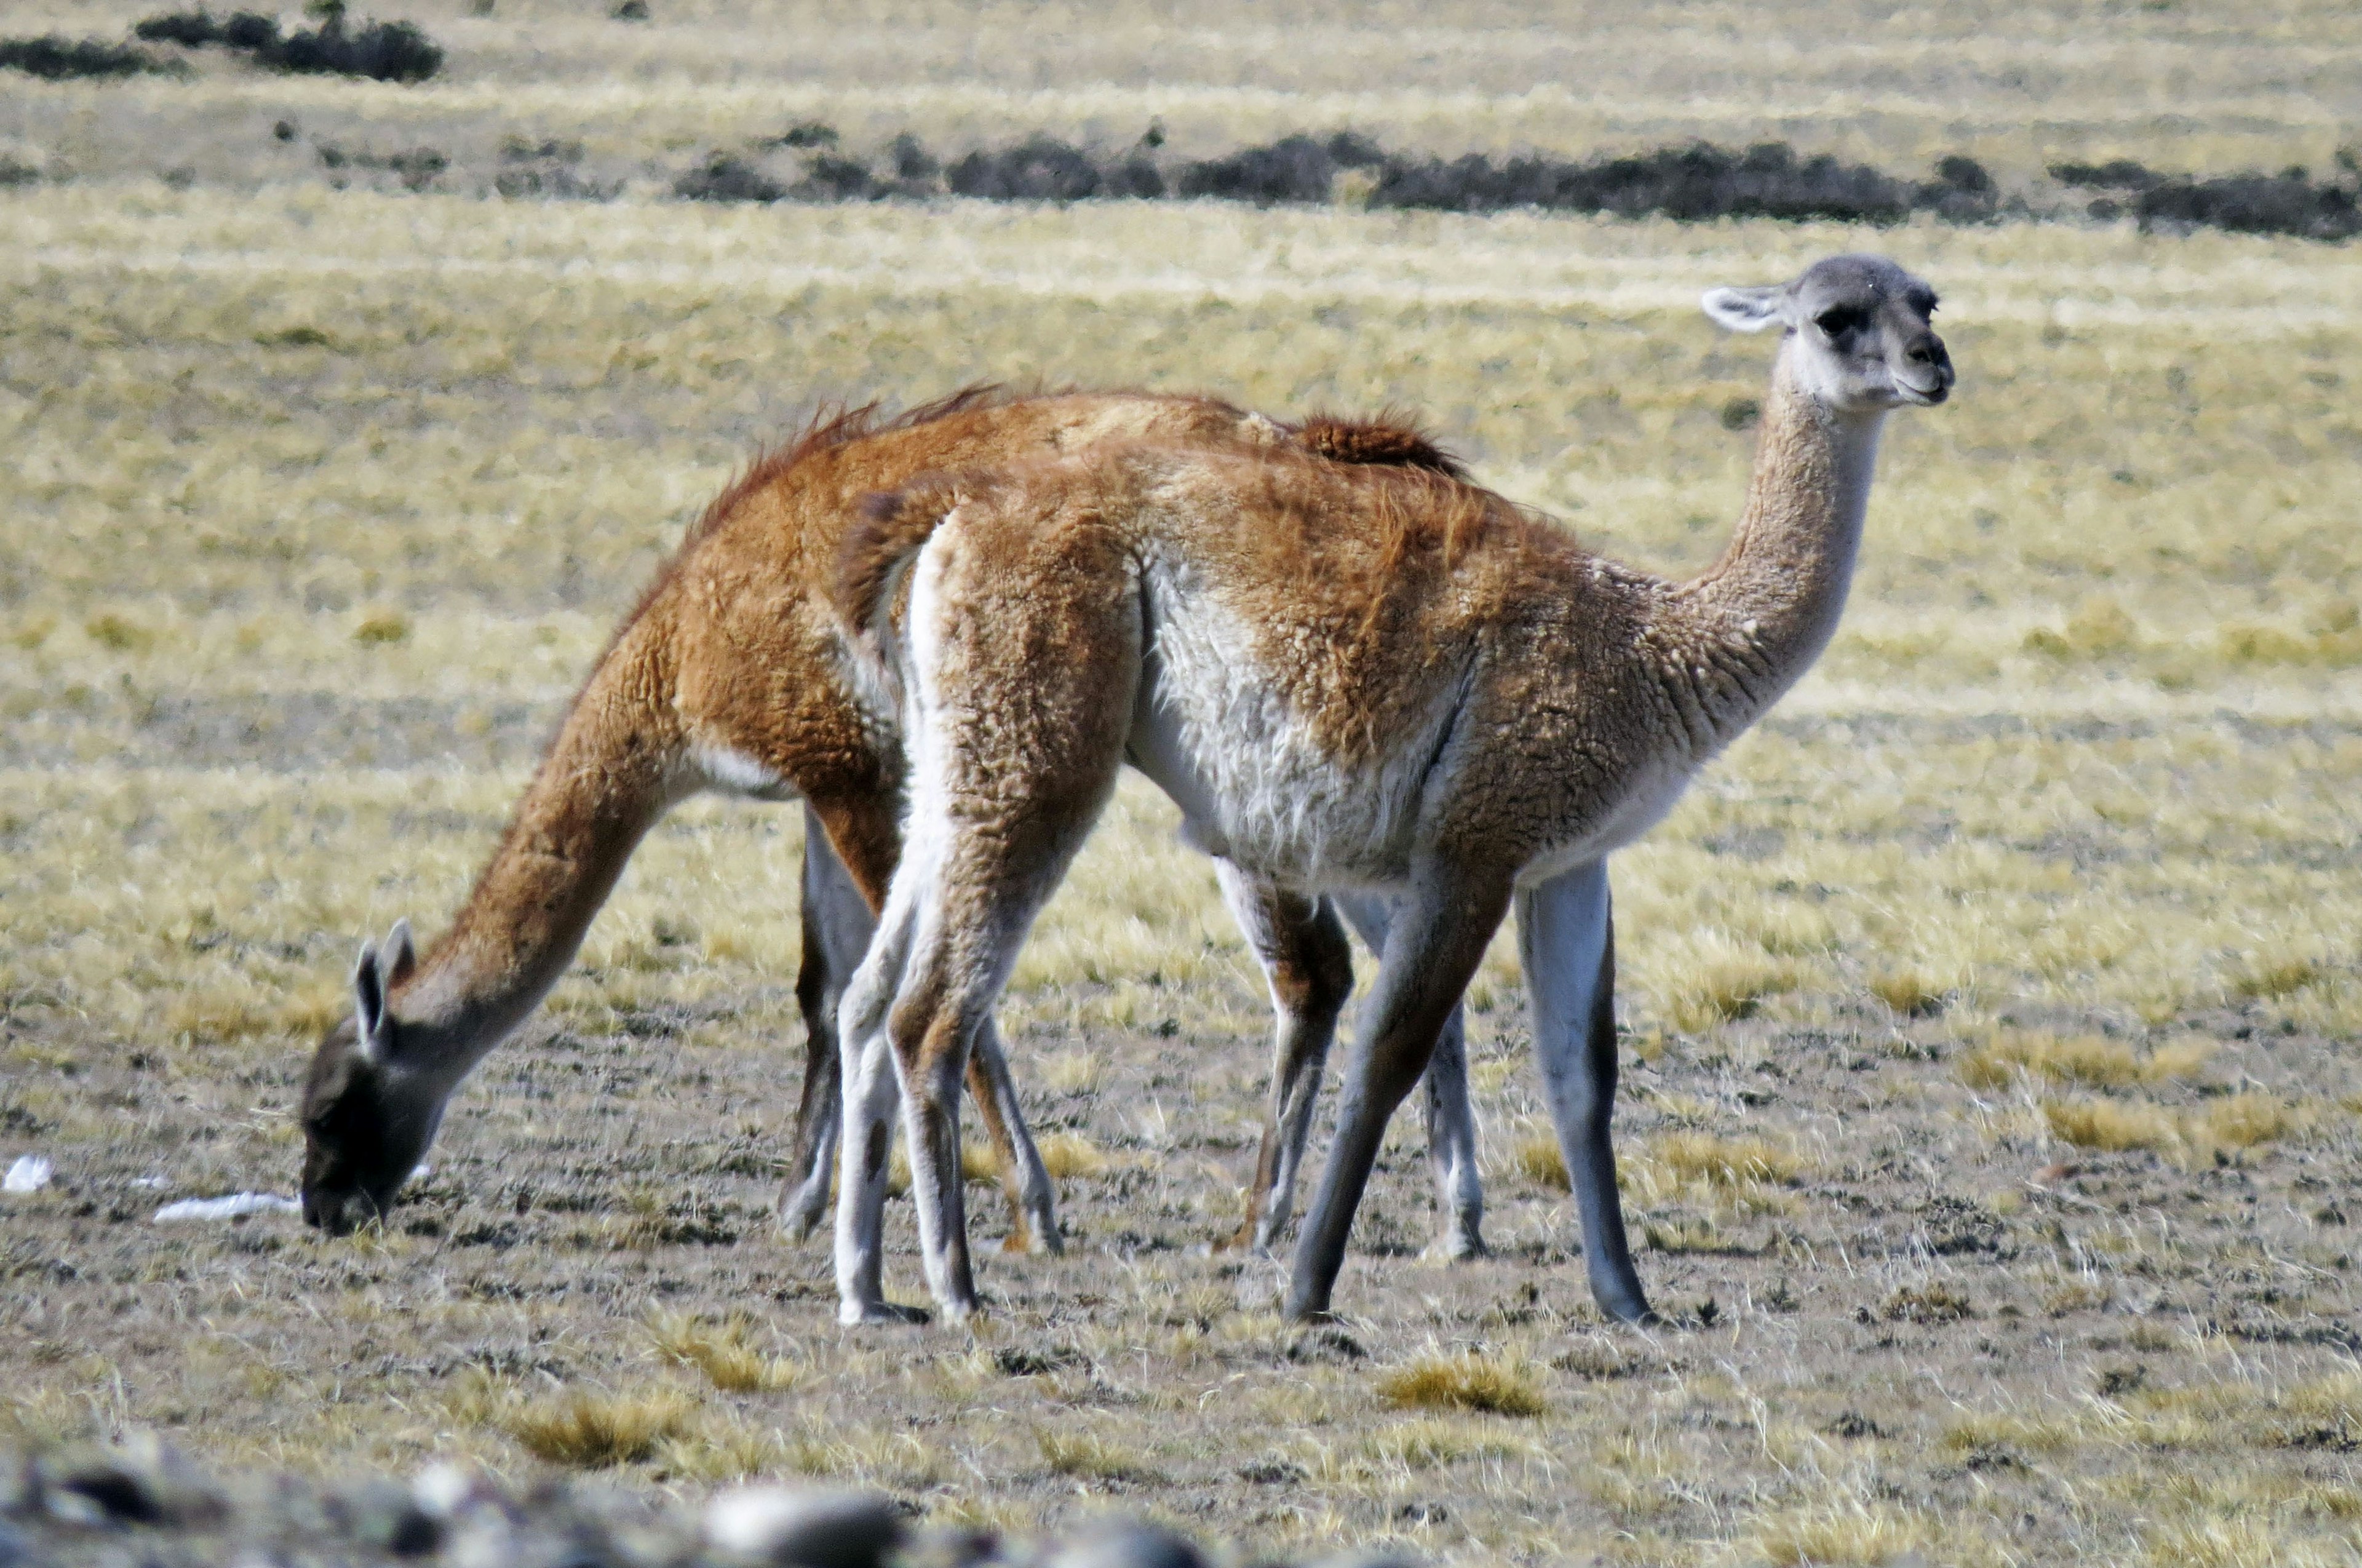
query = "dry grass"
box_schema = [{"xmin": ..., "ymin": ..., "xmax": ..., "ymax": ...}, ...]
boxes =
[
  {"xmin": 2043, "ymin": 1092, "xmax": 2307, "ymax": 1162},
  {"xmin": 1744, "ymin": 1494, "xmax": 1939, "ymax": 1567},
  {"xmin": 1375, "ymin": 1354, "xmax": 1546, "ymax": 1418},
  {"xmin": 1958, "ymin": 1030, "xmax": 2211, "ymax": 1090},
  {"xmin": 1035, "ymin": 1428, "xmax": 1163, "ymax": 1485},
  {"xmin": 504, "ymin": 1387, "xmax": 700, "ymax": 1469},
  {"xmin": 650, "ymin": 1311, "xmax": 803, "ymax": 1395}
]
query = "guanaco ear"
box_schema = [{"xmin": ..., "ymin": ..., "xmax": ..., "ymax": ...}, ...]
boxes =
[
  {"xmin": 381, "ymin": 918, "xmax": 416, "ymax": 989},
  {"xmin": 1701, "ymin": 285, "xmax": 1789, "ymax": 333},
  {"xmin": 352, "ymin": 939, "xmax": 390, "ymax": 1065}
]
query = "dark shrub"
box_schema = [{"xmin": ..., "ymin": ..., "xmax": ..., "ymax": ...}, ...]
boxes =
[
  {"xmin": 0, "ymin": 36, "xmax": 181, "ymax": 79},
  {"xmin": 1103, "ymin": 154, "xmax": 1164, "ymax": 199},
  {"xmin": 496, "ymin": 138, "xmax": 617, "ymax": 200},
  {"xmin": 1373, "ymin": 141, "xmax": 1921, "ymax": 223},
  {"xmin": 133, "ymin": 11, "xmax": 222, "ymax": 46},
  {"xmin": 1917, "ymin": 154, "xmax": 1999, "ymax": 221},
  {"xmin": 778, "ymin": 121, "xmax": 838, "ymax": 149},
  {"xmin": 1324, "ymin": 131, "xmax": 1387, "ymax": 169},
  {"xmin": 888, "ymin": 133, "xmax": 937, "ymax": 181},
  {"xmin": 947, "ymin": 137, "xmax": 1101, "ymax": 201},
  {"xmin": 2136, "ymin": 170, "xmax": 2360, "ymax": 241},
  {"xmin": 263, "ymin": 18, "xmax": 442, "ymax": 82},
  {"xmin": 798, "ymin": 154, "xmax": 879, "ymax": 201},
  {"xmin": 2053, "ymin": 156, "xmax": 2361, "ymax": 240},
  {"xmin": 222, "ymin": 11, "xmax": 280, "ymax": 49},
  {"xmin": 1178, "ymin": 134, "xmax": 1339, "ymax": 204},
  {"xmin": 2048, "ymin": 158, "xmax": 2163, "ymax": 191},
  {"xmin": 675, "ymin": 153, "xmax": 782, "ymax": 203}
]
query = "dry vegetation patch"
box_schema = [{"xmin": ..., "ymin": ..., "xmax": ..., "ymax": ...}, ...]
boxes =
[{"xmin": 1375, "ymin": 1353, "xmax": 1547, "ymax": 1418}]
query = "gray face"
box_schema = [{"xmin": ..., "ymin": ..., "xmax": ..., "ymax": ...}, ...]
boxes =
[{"xmin": 1702, "ymin": 253, "xmax": 1954, "ymax": 414}]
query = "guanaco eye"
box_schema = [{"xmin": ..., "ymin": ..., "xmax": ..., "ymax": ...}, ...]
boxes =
[{"xmin": 1814, "ymin": 307, "xmax": 1864, "ymax": 336}]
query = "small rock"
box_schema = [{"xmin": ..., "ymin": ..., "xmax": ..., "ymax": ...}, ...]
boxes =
[
  {"xmin": 705, "ymin": 1487, "xmax": 904, "ymax": 1567},
  {"xmin": 339, "ymin": 1478, "xmax": 443, "ymax": 1558},
  {"xmin": 1302, "ymin": 1553, "xmax": 1426, "ymax": 1568},
  {"xmin": 1042, "ymin": 1521, "xmax": 1207, "ymax": 1568}
]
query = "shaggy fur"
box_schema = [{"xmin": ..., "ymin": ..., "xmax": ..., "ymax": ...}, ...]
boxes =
[
  {"xmin": 829, "ymin": 256, "xmax": 1952, "ymax": 1325},
  {"xmin": 293, "ymin": 388, "xmax": 1490, "ymax": 1265}
]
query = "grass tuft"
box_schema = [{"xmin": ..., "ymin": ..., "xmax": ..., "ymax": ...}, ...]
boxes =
[
  {"xmin": 650, "ymin": 1311, "xmax": 802, "ymax": 1394},
  {"xmin": 1508, "ymin": 1127, "xmax": 1570, "ymax": 1191},
  {"xmin": 1035, "ymin": 1427, "xmax": 1163, "ymax": 1484},
  {"xmin": 1654, "ymin": 1131, "xmax": 1802, "ymax": 1187},
  {"xmin": 1881, "ymin": 1283, "xmax": 1973, "ymax": 1323},
  {"xmin": 2043, "ymin": 1096, "xmax": 2179, "ymax": 1152},
  {"xmin": 1867, "ymin": 969, "xmax": 1949, "ymax": 1017},
  {"xmin": 1959, "ymin": 1030, "xmax": 2209, "ymax": 1090},
  {"xmin": 1037, "ymin": 1131, "xmax": 1110, "ymax": 1180},
  {"xmin": 504, "ymin": 1386, "xmax": 698, "ymax": 1468},
  {"xmin": 1661, "ymin": 953, "xmax": 1799, "ymax": 1032},
  {"xmin": 1746, "ymin": 1495, "xmax": 1937, "ymax": 1566},
  {"xmin": 1375, "ymin": 1353, "xmax": 1546, "ymax": 1418}
]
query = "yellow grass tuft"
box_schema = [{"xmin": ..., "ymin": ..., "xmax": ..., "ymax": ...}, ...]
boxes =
[
  {"xmin": 2195, "ymin": 1092, "xmax": 2300, "ymax": 1149},
  {"xmin": 1653, "ymin": 1131, "xmax": 1803, "ymax": 1187},
  {"xmin": 2043, "ymin": 1097, "xmax": 2179, "ymax": 1153},
  {"xmin": 1508, "ymin": 1127, "xmax": 1571, "ymax": 1192},
  {"xmin": 1375, "ymin": 1353, "xmax": 1546, "ymax": 1418},
  {"xmin": 165, "ymin": 986, "xmax": 342, "ymax": 1043},
  {"xmin": 1867, "ymin": 969, "xmax": 1949, "ymax": 1017},
  {"xmin": 1661, "ymin": 953, "xmax": 1799, "ymax": 1032},
  {"xmin": 650, "ymin": 1311, "xmax": 802, "ymax": 1395},
  {"xmin": 84, "ymin": 612, "xmax": 153, "ymax": 653},
  {"xmin": 1958, "ymin": 1030, "xmax": 2208, "ymax": 1090},
  {"xmin": 2143, "ymin": 1516, "xmax": 2355, "ymax": 1568},
  {"xmin": 352, "ymin": 610, "xmax": 410, "ymax": 645},
  {"xmin": 1042, "ymin": 1050, "xmax": 1107, "ymax": 1096},
  {"xmin": 1362, "ymin": 1417, "xmax": 1532, "ymax": 1470},
  {"xmin": 1034, "ymin": 1427, "xmax": 1163, "ymax": 1484},
  {"xmin": 2229, "ymin": 955, "xmax": 2328, "ymax": 1001},
  {"xmin": 1746, "ymin": 1495, "xmax": 1938, "ymax": 1567},
  {"xmin": 1037, "ymin": 1131, "xmax": 1110, "ymax": 1180},
  {"xmin": 504, "ymin": 1387, "xmax": 699, "ymax": 1468}
]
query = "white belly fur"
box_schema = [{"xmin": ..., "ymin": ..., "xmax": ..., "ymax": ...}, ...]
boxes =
[{"xmin": 1127, "ymin": 565, "xmax": 1460, "ymax": 891}]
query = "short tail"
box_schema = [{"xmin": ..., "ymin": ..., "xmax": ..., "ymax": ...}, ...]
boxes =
[
  {"xmin": 1290, "ymin": 412, "xmax": 1467, "ymax": 480},
  {"xmin": 835, "ymin": 476, "xmax": 965, "ymax": 633}
]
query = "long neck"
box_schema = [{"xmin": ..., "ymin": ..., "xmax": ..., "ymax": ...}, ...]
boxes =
[
  {"xmin": 1669, "ymin": 341, "xmax": 1887, "ymax": 744},
  {"xmin": 389, "ymin": 637, "xmax": 684, "ymax": 1086}
]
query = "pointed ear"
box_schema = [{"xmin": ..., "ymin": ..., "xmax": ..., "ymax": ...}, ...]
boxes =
[
  {"xmin": 352, "ymin": 939, "xmax": 388, "ymax": 1064},
  {"xmin": 381, "ymin": 918, "xmax": 417, "ymax": 989},
  {"xmin": 1701, "ymin": 285, "xmax": 1789, "ymax": 333}
]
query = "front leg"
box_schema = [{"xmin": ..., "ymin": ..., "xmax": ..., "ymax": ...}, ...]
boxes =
[
  {"xmin": 1335, "ymin": 893, "xmax": 1484, "ymax": 1260},
  {"xmin": 781, "ymin": 810, "xmax": 872, "ymax": 1240},
  {"xmin": 966, "ymin": 1022, "xmax": 1060, "ymax": 1255},
  {"xmin": 1286, "ymin": 864, "xmax": 1513, "ymax": 1321},
  {"xmin": 1516, "ymin": 861, "xmax": 1652, "ymax": 1324}
]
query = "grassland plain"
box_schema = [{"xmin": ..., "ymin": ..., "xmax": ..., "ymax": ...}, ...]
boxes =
[{"xmin": 4, "ymin": 4, "xmax": 2362, "ymax": 1564}]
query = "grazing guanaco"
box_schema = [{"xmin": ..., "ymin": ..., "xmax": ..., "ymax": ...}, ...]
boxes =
[
  {"xmin": 829, "ymin": 256, "xmax": 1952, "ymax": 1324},
  {"xmin": 295, "ymin": 391, "xmax": 1489, "ymax": 1260}
]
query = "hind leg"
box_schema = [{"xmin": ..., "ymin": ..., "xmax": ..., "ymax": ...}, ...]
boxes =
[
  {"xmin": 1337, "ymin": 893, "xmax": 1485, "ymax": 1260},
  {"xmin": 866, "ymin": 493, "xmax": 1140, "ymax": 1323},
  {"xmin": 1217, "ymin": 864, "xmax": 1355, "ymax": 1254}
]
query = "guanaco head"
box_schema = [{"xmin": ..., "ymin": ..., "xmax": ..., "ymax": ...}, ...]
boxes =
[
  {"xmin": 298, "ymin": 919, "xmax": 443, "ymax": 1233},
  {"xmin": 1700, "ymin": 253, "xmax": 1952, "ymax": 413}
]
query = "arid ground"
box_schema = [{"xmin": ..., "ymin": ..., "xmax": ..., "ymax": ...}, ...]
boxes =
[{"xmin": 3, "ymin": 4, "xmax": 2360, "ymax": 1564}]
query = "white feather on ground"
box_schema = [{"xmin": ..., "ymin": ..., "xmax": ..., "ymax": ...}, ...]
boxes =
[{"xmin": 4, "ymin": 1155, "xmax": 52, "ymax": 1193}]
